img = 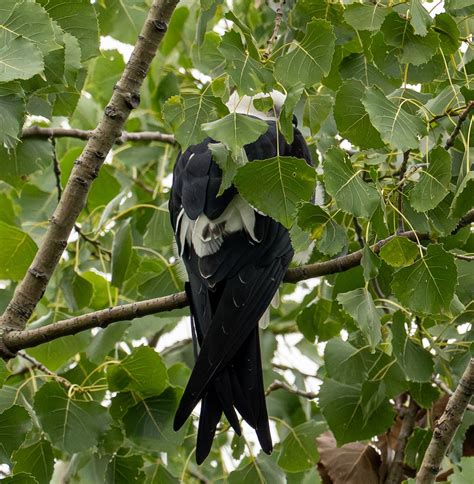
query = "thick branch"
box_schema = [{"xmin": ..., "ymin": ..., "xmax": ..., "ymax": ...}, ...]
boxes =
[
  {"xmin": 0, "ymin": 0, "xmax": 179, "ymax": 338},
  {"xmin": 21, "ymin": 126, "xmax": 176, "ymax": 145},
  {"xmin": 417, "ymin": 359, "xmax": 474, "ymax": 483},
  {"xmin": 2, "ymin": 209, "xmax": 474, "ymax": 353}
]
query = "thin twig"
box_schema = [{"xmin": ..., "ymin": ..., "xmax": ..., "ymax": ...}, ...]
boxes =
[
  {"xmin": 51, "ymin": 138, "xmax": 62, "ymax": 203},
  {"xmin": 397, "ymin": 150, "xmax": 411, "ymax": 233},
  {"xmin": 22, "ymin": 126, "xmax": 176, "ymax": 145},
  {"xmin": 161, "ymin": 338, "xmax": 192, "ymax": 357},
  {"xmin": 265, "ymin": 379, "xmax": 317, "ymax": 399},
  {"xmin": 17, "ymin": 351, "xmax": 71, "ymax": 388},
  {"xmin": 262, "ymin": 1, "xmax": 285, "ymax": 60},
  {"xmin": 444, "ymin": 101, "xmax": 474, "ymax": 150},
  {"xmin": 433, "ymin": 377, "xmax": 474, "ymax": 412}
]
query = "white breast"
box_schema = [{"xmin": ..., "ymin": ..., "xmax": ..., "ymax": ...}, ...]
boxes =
[{"xmin": 176, "ymin": 195, "xmax": 260, "ymax": 258}]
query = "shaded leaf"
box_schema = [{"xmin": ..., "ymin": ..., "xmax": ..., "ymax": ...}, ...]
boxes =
[
  {"xmin": 12, "ymin": 439, "xmax": 54, "ymax": 484},
  {"xmin": 391, "ymin": 314, "xmax": 434, "ymax": 382},
  {"xmin": 275, "ymin": 19, "xmax": 335, "ymax": 88},
  {"xmin": 278, "ymin": 421, "xmax": 325, "ymax": 473},
  {"xmin": 409, "ymin": 147, "xmax": 451, "ymax": 212},
  {"xmin": 0, "ymin": 222, "xmax": 37, "ymax": 281},
  {"xmin": 122, "ymin": 387, "xmax": 186, "ymax": 452},
  {"xmin": 343, "ymin": 3, "xmax": 389, "ymax": 31},
  {"xmin": 34, "ymin": 382, "xmax": 111, "ymax": 454},
  {"xmin": 324, "ymin": 147, "xmax": 380, "ymax": 218},
  {"xmin": 0, "ymin": 406, "xmax": 32, "ymax": 462},
  {"xmin": 107, "ymin": 346, "xmax": 168, "ymax": 397},
  {"xmin": 111, "ymin": 220, "xmax": 133, "ymax": 288},
  {"xmin": 334, "ymin": 80, "xmax": 384, "ymax": 149},
  {"xmin": 337, "ymin": 288, "xmax": 381, "ymax": 349}
]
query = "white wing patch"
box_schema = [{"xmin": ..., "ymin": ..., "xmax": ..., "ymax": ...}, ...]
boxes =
[{"xmin": 176, "ymin": 196, "xmax": 260, "ymax": 258}]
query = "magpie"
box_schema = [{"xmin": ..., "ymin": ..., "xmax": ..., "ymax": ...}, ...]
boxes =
[{"xmin": 169, "ymin": 92, "xmax": 312, "ymax": 464}]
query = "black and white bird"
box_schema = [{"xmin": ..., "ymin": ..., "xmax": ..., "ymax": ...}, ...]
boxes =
[{"xmin": 169, "ymin": 91, "xmax": 312, "ymax": 464}]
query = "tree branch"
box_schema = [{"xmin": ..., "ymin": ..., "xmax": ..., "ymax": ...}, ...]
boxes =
[
  {"xmin": 21, "ymin": 126, "xmax": 176, "ymax": 145},
  {"xmin": 265, "ymin": 379, "xmax": 317, "ymax": 399},
  {"xmin": 433, "ymin": 377, "xmax": 474, "ymax": 413},
  {"xmin": 0, "ymin": 0, "xmax": 180, "ymax": 346},
  {"xmin": 444, "ymin": 101, "xmax": 474, "ymax": 150},
  {"xmin": 417, "ymin": 359, "xmax": 474, "ymax": 483},
  {"xmin": 385, "ymin": 398, "xmax": 419, "ymax": 484},
  {"xmin": 2, "ymin": 209, "xmax": 474, "ymax": 354}
]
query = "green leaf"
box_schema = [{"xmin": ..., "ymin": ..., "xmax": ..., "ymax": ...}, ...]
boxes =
[
  {"xmin": 275, "ymin": 19, "xmax": 335, "ymax": 88},
  {"xmin": 0, "ymin": 139, "xmax": 53, "ymax": 188},
  {"xmin": 85, "ymin": 50, "xmax": 125, "ymax": 106},
  {"xmin": 229, "ymin": 453, "xmax": 285, "ymax": 484},
  {"xmin": 363, "ymin": 86, "xmax": 427, "ymax": 151},
  {"xmin": 435, "ymin": 13, "xmax": 460, "ymax": 55},
  {"xmin": 0, "ymin": 0, "xmax": 57, "ymax": 54},
  {"xmin": 34, "ymin": 382, "xmax": 111, "ymax": 454},
  {"xmin": 381, "ymin": 12, "xmax": 439, "ymax": 65},
  {"xmin": 1, "ymin": 473, "xmax": 37, "ymax": 483},
  {"xmin": 0, "ymin": 37, "xmax": 44, "ymax": 82},
  {"xmin": 111, "ymin": 220, "xmax": 133, "ymax": 288},
  {"xmin": 122, "ymin": 387, "xmax": 186, "ymax": 452},
  {"xmin": 391, "ymin": 314, "xmax": 434, "ymax": 381},
  {"xmin": 105, "ymin": 450, "xmax": 144, "ymax": 484},
  {"xmin": 163, "ymin": 93, "xmax": 227, "ymax": 149},
  {"xmin": 319, "ymin": 379, "xmax": 395, "ymax": 444},
  {"xmin": 303, "ymin": 93, "xmax": 333, "ymax": 134},
  {"xmin": 0, "ymin": 406, "xmax": 32, "ymax": 462},
  {"xmin": 450, "ymin": 172, "xmax": 474, "ymax": 218},
  {"xmin": 279, "ymin": 83, "xmax": 305, "ymax": 144},
  {"xmin": 219, "ymin": 30, "xmax": 272, "ymax": 95},
  {"xmin": 334, "ymin": 80, "xmax": 384, "ymax": 149},
  {"xmin": 145, "ymin": 462, "xmax": 179, "ymax": 484},
  {"xmin": 191, "ymin": 32, "xmax": 225, "ymax": 76},
  {"xmin": 409, "ymin": 0, "xmax": 433, "ymax": 36},
  {"xmin": 202, "ymin": 113, "xmax": 268, "ymax": 157},
  {"xmin": 405, "ymin": 428, "xmax": 432, "ymax": 470},
  {"xmin": 61, "ymin": 267, "xmax": 94, "ymax": 311},
  {"xmin": 409, "ymin": 382, "xmax": 441, "ymax": 408},
  {"xmin": 12, "ymin": 439, "xmax": 54, "ymax": 484},
  {"xmin": 361, "ymin": 245, "xmax": 380, "ymax": 281},
  {"xmin": 209, "ymin": 142, "xmax": 241, "ymax": 196},
  {"xmin": 0, "ymin": 82, "xmax": 25, "ymax": 149},
  {"xmin": 0, "ymin": 221, "xmax": 37, "ymax": 281},
  {"xmin": 379, "ymin": 236, "xmax": 419, "ymax": 268},
  {"xmin": 324, "ymin": 147, "xmax": 380, "ymax": 218},
  {"xmin": 107, "ymin": 346, "xmax": 168, "ymax": 397},
  {"xmin": 297, "ymin": 203, "xmax": 347, "ymax": 256},
  {"xmin": 37, "ymin": 0, "xmax": 99, "ymax": 60},
  {"xmin": 277, "ymin": 421, "xmax": 325, "ymax": 473},
  {"xmin": 422, "ymin": 85, "xmax": 463, "ymax": 118},
  {"xmin": 297, "ymin": 300, "xmax": 342, "ymax": 343},
  {"xmin": 337, "ymin": 288, "xmax": 382, "ymax": 349},
  {"xmin": 234, "ymin": 156, "xmax": 316, "ymax": 228},
  {"xmin": 409, "ymin": 147, "xmax": 451, "ymax": 212},
  {"xmin": 392, "ymin": 244, "xmax": 457, "ymax": 315},
  {"xmin": 343, "ymin": 3, "xmax": 389, "ymax": 31},
  {"xmin": 449, "ymin": 456, "xmax": 474, "ymax": 483}
]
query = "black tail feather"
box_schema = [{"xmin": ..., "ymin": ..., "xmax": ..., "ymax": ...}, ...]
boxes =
[{"xmin": 196, "ymin": 387, "xmax": 222, "ymax": 465}]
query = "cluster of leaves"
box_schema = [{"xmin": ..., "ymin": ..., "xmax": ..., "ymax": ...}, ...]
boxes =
[{"xmin": 0, "ymin": 0, "xmax": 473, "ymax": 482}]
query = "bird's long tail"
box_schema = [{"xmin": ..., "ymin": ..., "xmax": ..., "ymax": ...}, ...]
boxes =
[{"xmin": 180, "ymin": 328, "xmax": 272, "ymax": 465}]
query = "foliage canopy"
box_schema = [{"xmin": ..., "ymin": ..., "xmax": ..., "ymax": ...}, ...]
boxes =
[{"xmin": 0, "ymin": 0, "xmax": 473, "ymax": 482}]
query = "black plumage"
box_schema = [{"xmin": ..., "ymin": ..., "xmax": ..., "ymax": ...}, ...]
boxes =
[{"xmin": 169, "ymin": 119, "xmax": 312, "ymax": 464}]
